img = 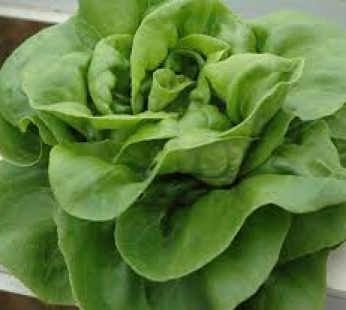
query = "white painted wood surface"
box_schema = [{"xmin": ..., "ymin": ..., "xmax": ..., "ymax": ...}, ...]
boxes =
[
  {"xmin": 0, "ymin": 267, "xmax": 32, "ymax": 296},
  {"xmin": 0, "ymin": 0, "xmax": 77, "ymax": 23},
  {"xmin": 328, "ymin": 244, "xmax": 346, "ymax": 298}
]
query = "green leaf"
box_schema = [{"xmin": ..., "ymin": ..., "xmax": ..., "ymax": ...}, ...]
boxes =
[
  {"xmin": 250, "ymin": 12, "xmax": 346, "ymax": 120},
  {"xmin": 56, "ymin": 210, "xmax": 149, "ymax": 310},
  {"xmin": 47, "ymin": 110, "xmax": 251, "ymax": 221},
  {"xmin": 256, "ymin": 121, "xmax": 346, "ymax": 178},
  {"xmin": 159, "ymin": 53, "xmax": 303, "ymax": 185},
  {"xmin": 159, "ymin": 130, "xmax": 251, "ymax": 186},
  {"xmin": 88, "ymin": 34, "xmax": 133, "ymax": 115},
  {"xmin": 49, "ymin": 141, "xmax": 155, "ymax": 221},
  {"xmin": 177, "ymin": 34, "xmax": 230, "ymax": 57},
  {"xmin": 48, "ymin": 122, "xmax": 250, "ymax": 220},
  {"xmin": 241, "ymin": 111, "xmax": 294, "ymax": 175},
  {"xmin": 204, "ymin": 53, "xmax": 303, "ymax": 132},
  {"xmin": 326, "ymin": 106, "xmax": 346, "ymax": 140},
  {"xmin": 36, "ymin": 111, "xmax": 76, "ymax": 144},
  {"xmin": 130, "ymin": 0, "xmax": 255, "ymax": 113},
  {"xmin": 2, "ymin": 2, "xmax": 346, "ymax": 309},
  {"xmin": 0, "ymin": 17, "xmax": 98, "ymax": 162},
  {"xmin": 148, "ymin": 68, "xmax": 193, "ymax": 112},
  {"xmin": 38, "ymin": 101, "xmax": 175, "ymax": 131},
  {"xmin": 0, "ymin": 114, "xmax": 41, "ymax": 166},
  {"xmin": 281, "ymin": 204, "xmax": 346, "ymax": 263},
  {"xmin": 146, "ymin": 207, "xmax": 290, "ymax": 310},
  {"xmin": 271, "ymin": 120, "xmax": 346, "ymax": 267},
  {"xmin": 0, "ymin": 161, "xmax": 73, "ymax": 305},
  {"xmin": 22, "ymin": 52, "xmax": 95, "ymax": 139},
  {"xmin": 22, "ymin": 45, "xmax": 172, "ymax": 139},
  {"xmin": 146, "ymin": 275, "xmax": 211, "ymax": 310},
  {"xmin": 200, "ymin": 207, "xmax": 291, "ymax": 310},
  {"xmin": 0, "ymin": 18, "xmax": 94, "ymax": 127},
  {"xmin": 22, "ymin": 53, "xmax": 91, "ymax": 109},
  {"xmin": 116, "ymin": 173, "xmax": 346, "ymax": 281},
  {"xmin": 241, "ymin": 252, "xmax": 328, "ymax": 310},
  {"xmin": 78, "ymin": 0, "xmax": 165, "ymax": 37},
  {"xmin": 48, "ymin": 118, "xmax": 180, "ymax": 221},
  {"xmin": 178, "ymin": 102, "xmax": 230, "ymax": 132},
  {"xmin": 335, "ymin": 139, "xmax": 346, "ymax": 167}
]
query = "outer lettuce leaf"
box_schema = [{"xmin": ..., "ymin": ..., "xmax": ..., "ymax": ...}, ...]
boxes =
[
  {"xmin": 0, "ymin": 18, "xmax": 98, "ymax": 164},
  {"xmin": 116, "ymin": 173, "xmax": 346, "ymax": 281},
  {"xmin": 78, "ymin": 0, "xmax": 166, "ymax": 37},
  {"xmin": 255, "ymin": 121, "xmax": 346, "ymax": 177},
  {"xmin": 0, "ymin": 115, "xmax": 41, "ymax": 165},
  {"xmin": 0, "ymin": 18, "xmax": 96, "ymax": 127},
  {"xmin": 252, "ymin": 121, "xmax": 346, "ymax": 263},
  {"xmin": 281, "ymin": 204, "xmax": 346, "ymax": 263},
  {"xmin": 22, "ymin": 52, "xmax": 95, "ymax": 140},
  {"xmin": 146, "ymin": 276, "xmax": 210, "ymax": 310},
  {"xmin": 327, "ymin": 106, "xmax": 346, "ymax": 140},
  {"xmin": 22, "ymin": 47, "xmax": 174, "ymax": 137},
  {"xmin": 250, "ymin": 12, "xmax": 346, "ymax": 120},
  {"xmin": 0, "ymin": 162, "xmax": 73, "ymax": 305},
  {"xmin": 56, "ymin": 210, "xmax": 149, "ymax": 310},
  {"xmin": 199, "ymin": 207, "xmax": 290, "ymax": 310},
  {"xmin": 49, "ymin": 141, "xmax": 157, "ymax": 221},
  {"xmin": 143, "ymin": 207, "xmax": 291, "ymax": 310},
  {"xmin": 241, "ymin": 252, "xmax": 328, "ymax": 310},
  {"xmin": 0, "ymin": 0, "xmax": 166, "ymax": 163}
]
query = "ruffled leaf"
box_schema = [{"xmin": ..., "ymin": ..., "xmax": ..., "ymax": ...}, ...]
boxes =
[
  {"xmin": 250, "ymin": 12, "xmax": 346, "ymax": 120},
  {"xmin": 281, "ymin": 204, "xmax": 346, "ymax": 263},
  {"xmin": 0, "ymin": 115, "xmax": 41, "ymax": 165},
  {"xmin": 130, "ymin": 0, "xmax": 255, "ymax": 113},
  {"xmin": 49, "ymin": 141, "xmax": 156, "ymax": 221},
  {"xmin": 56, "ymin": 210, "xmax": 149, "ymax": 310},
  {"xmin": 146, "ymin": 208, "xmax": 290, "ymax": 310},
  {"xmin": 78, "ymin": 0, "xmax": 166, "ymax": 37},
  {"xmin": 241, "ymin": 252, "xmax": 328, "ymax": 310},
  {"xmin": 204, "ymin": 53, "xmax": 303, "ymax": 131},
  {"xmin": 88, "ymin": 34, "xmax": 133, "ymax": 115},
  {"xmin": 199, "ymin": 207, "xmax": 291, "ymax": 310},
  {"xmin": 0, "ymin": 162, "xmax": 73, "ymax": 304},
  {"xmin": 116, "ymin": 173, "xmax": 346, "ymax": 281},
  {"xmin": 148, "ymin": 68, "xmax": 193, "ymax": 112},
  {"xmin": 256, "ymin": 121, "xmax": 346, "ymax": 178}
]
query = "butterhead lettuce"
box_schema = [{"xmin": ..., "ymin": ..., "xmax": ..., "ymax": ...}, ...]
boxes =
[{"xmin": 0, "ymin": 0, "xmax": 346, "ymax": 309}]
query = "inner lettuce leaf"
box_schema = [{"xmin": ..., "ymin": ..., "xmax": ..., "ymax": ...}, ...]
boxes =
[{"xmin": 0, "ymin": 0, "xmax": 346, "ymax": 309}]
